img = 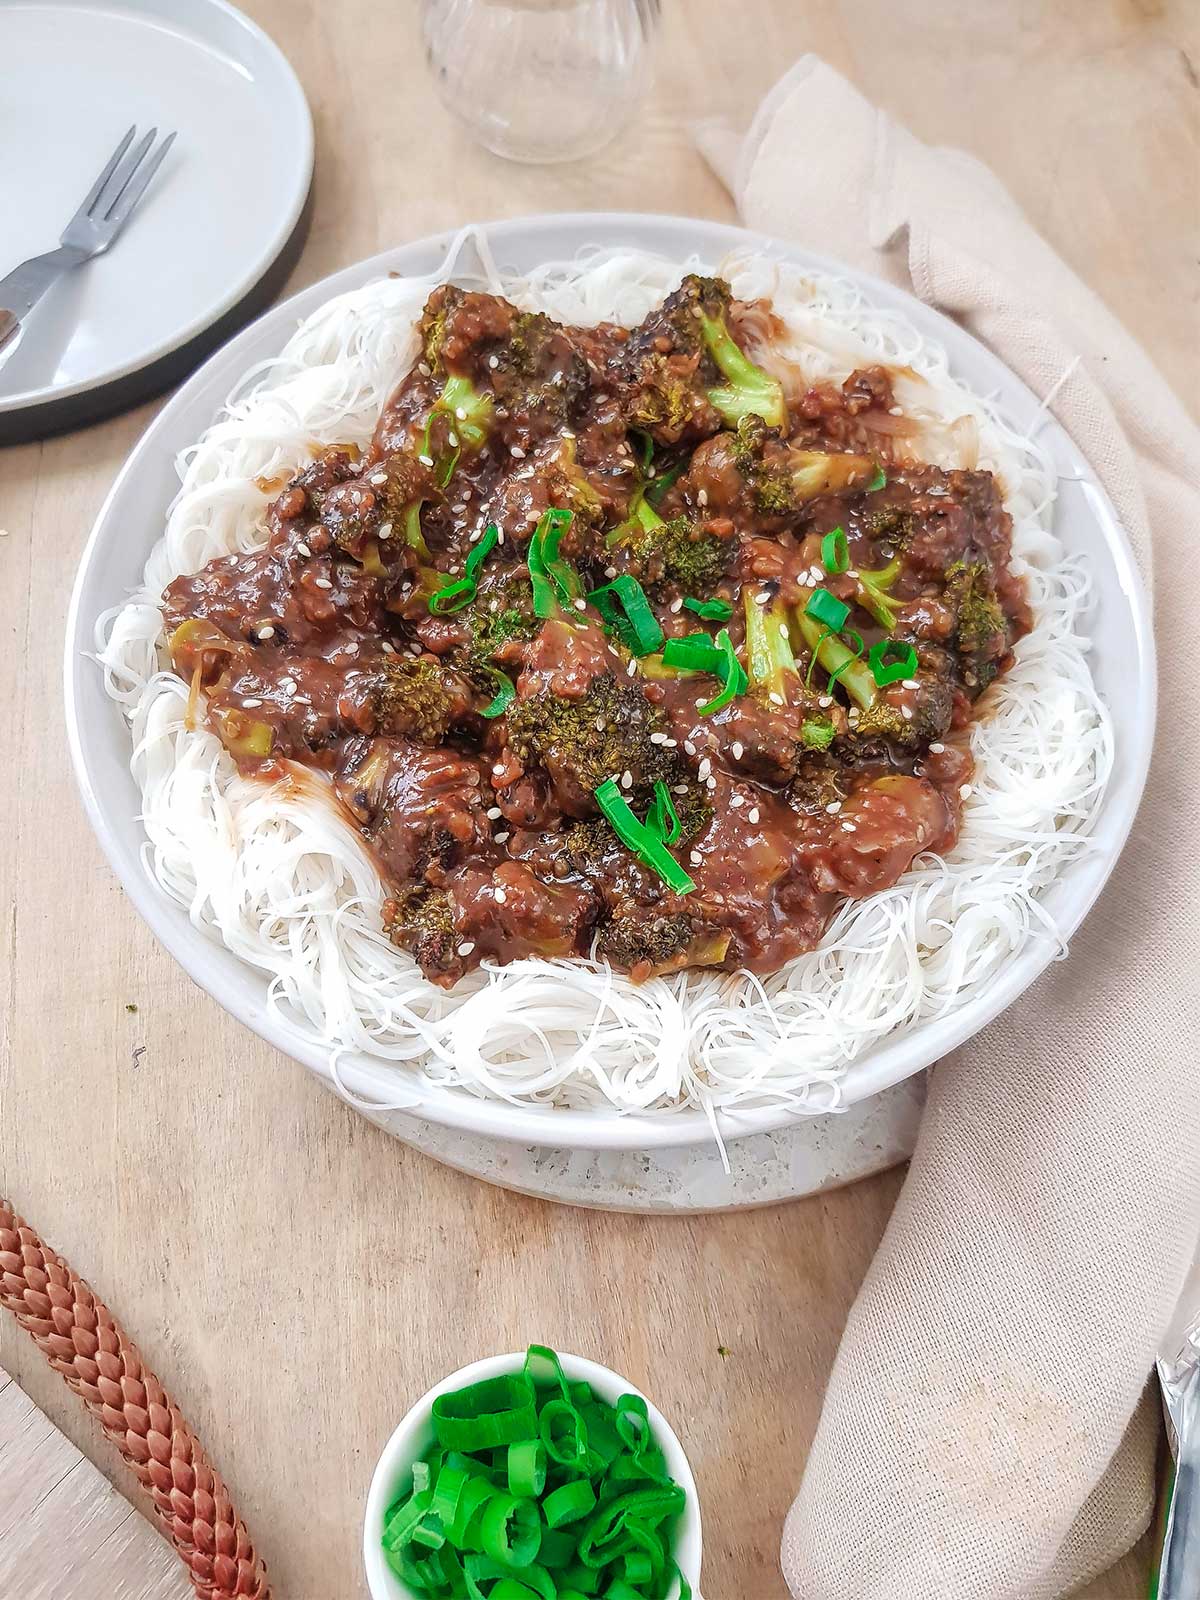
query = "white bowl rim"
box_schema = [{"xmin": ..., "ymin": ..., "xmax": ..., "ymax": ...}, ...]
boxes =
[
  {"xmin": 361, "ymin": 1348, "xmax": 703, "ymax": 1600},
  {"xmin": 64, "ymin": 210, "xmax": 1156, "ymax": 1151}
]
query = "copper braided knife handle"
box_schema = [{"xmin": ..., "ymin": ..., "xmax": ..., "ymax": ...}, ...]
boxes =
[{"xmin": 0, "ymin": 1198, "xmax": 271, "ymax": 1599}]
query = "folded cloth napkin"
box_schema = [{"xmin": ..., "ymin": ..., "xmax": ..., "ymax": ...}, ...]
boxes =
[{"xmin": 696, "ymin": 57, "xmax": 1200, "ymax": 1600}]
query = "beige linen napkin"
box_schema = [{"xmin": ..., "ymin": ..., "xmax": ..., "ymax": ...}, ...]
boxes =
[{"xmin": 697, "ymin": 57, "xmax": 1200, "ymax": 1600}]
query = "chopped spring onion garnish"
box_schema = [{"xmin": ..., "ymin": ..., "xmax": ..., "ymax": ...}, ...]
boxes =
[
  {"xmin": 804, "ymin": 587, "xmax": 851, "ymax": 632},
  {"xmin": 527, "ymin": 508, "xmax": 581, "ymax": 618},
  {"xmin": 661, "ymin": 633, "xmax": 723, "ymax": 674},
  {"xmin": 804, "ymin": 624, "xmax": 864, "ymax": 693},
  {"xmin": 868, "ymin": 638, "xmax": 919, "ymax": 685},
  {"xmin": 428, "ymin": 523, "xmax": 499, "ymax": 614},
  {"xmin": 649, "ymin": 779, "xmax": 682, "ymax": 846},
  {"xmin": 480, "ymin": 667, "xmax": 516, "ymax": 719},
  {"xmin": 595, "ymin": 779, "xmax": 695, "ymax": 894},
  {"xmin": 697, "ymin": 628, "xmax": 747, "ymax": 716},
  {"xmin": 865, "ymin": 465, "xmax": 888, "ymax": 492},
  {"xmin": 585, "ymin": 575, "xmax": 665, "ymax": 656},
  {"xmin": 821, "ymin": 526, "xmax": 850, "ymax": 575},
  {"xmin": 380, "ymin": 1343, "xmax": 693, "ymax": 1598},
  {"xmin": 682, "ymin": 596, "xmax": 733, "ymax": 621}
]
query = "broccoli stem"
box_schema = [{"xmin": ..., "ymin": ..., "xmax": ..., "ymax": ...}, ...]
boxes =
[
  {"xmin": 698, "ymin": 309, "xmax": 786, "ymax": 431},
  {"xmin": 854, "ymin": 556, "xmax": 902, "ymax": 630},
  {"xmin": 744, "ymin": 592, "xmax": 799, "ymax": 704},
  {"xmin": 794, "ymin": 602, "xmax": 877, "ymax": 711},
  {"xmin": 606, "ymin": 492, "xmax": 661, "ymax": 549},
  {"xmin": 435, "ymin": 373, "xmax": 493, "ymax": 450},
  {"xmin": 403, "ymin": 501, "xmax": 431, "ymax": 560}
]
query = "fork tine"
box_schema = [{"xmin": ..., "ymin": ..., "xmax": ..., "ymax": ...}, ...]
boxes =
[
  {"xmin": 104, "ymin": 131, "xmax": 176, "ymax": 229},
  {"xmin": 69, "ymin": 125, "xmax": 137, "ymax": 225},
  {"xmin": 96, "ymin": 126, "xmax": 158, "ymax": 220}
]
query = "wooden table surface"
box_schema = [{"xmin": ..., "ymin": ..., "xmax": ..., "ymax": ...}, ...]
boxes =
[{"xmin": 2, "ymin": 3, "xmax": 1196, "ymax": 1596}]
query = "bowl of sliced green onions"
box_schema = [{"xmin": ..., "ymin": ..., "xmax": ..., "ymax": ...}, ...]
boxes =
[{"xmin": 364, "ymin": 1344, "xmax": 702, "ymax": 1600}]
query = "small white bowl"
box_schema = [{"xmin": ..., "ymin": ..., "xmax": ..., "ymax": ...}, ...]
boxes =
[{"xmin": 363, "ymin": 1351, "xmax": 703, "ymax": 1600}]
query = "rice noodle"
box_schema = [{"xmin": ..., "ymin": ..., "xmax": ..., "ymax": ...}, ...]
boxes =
[{"xmin": 96, "ymin": 229, "xmax": 1111, "ymax": 1118}]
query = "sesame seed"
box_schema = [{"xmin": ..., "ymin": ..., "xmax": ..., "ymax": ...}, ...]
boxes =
[
  {"xmin": 730, "ymin": 794, "xmax": 745, "ymax": 808},
  {"xmin": 755, "ymin": 591, "xmax": 771, "ymax": 605},
  {"xmin": 495, "ymin": 832, "xmax": 510, "ymax": 843},
  {"xmin": 694, "ymin": 698, "xmax": 707, "ymax": 709},
  {"xmin": 418, "ymin": 361, "xmax": 431, "ymax": 376},
  {"xmin": 604, "ymin": 566, "xmax": 617, "ymax": 579},
  {"xmin": 690, "ymin": 851, "xmax": 703, "ymax": 865},
  {"xmin": 663, "ymin": 738, "xmax": 677, "ymax": 749},
  {"xmin": 697, "ymin": 757, "xmax": 712, "ymax": 779},
  {"xmin": 731, "ymin": 741, "xmax": 744, "ymax": 759},
  {"xmin": 381, "ymin": 641, "xmax": 396, "ymax": 654},
  {"xmin": 455, "ymin": 406, "xmax": 467, "ymax": 421},
  {"xmin": 697, "ymin": 489, "xmax": 708, "ymax": 506},
  {"xmin": 447, "ymin": 432, "xmax": 459, "ymax": 448},
  {"xmin": 841, "ymin": 821, "xmax": 857, "ymax": 832},
  {"xmin": 314, "ymin": 577, "xmax": 333, "ymax": 590},
  {"xmin": 280, "ymin": 677, "xmax": 297, "ymax": 692},
  {"xmin": 747, "ymin": 807, "xmax": 760, "ymax": 823},
  {"xmin": 242, "ymin": 698, "xmax": 263, "ymax": 708},
  {"xmin": 901, "ymin": 704, "xmax": 914, "ymax": 720},
  {"xmin": 496, "ymin": 529, "xmax": 505, "ymax": 544},
  {"xmin": 378, "ymin": 522, "xmax": 393, "ymax": 541},
  {"xmin": 418, "ymin": 454, "xmax": 435, "ymax": 468},
  {"xmin": 627, "ymin": 660, "xmax": 638, "ymax": 676},
  {"xmin": 573, "ymin": 598, "xmax": 587, "ymax": 611},
  {"xmin": 768, "ymin": 692, "xmax": 785, "ymax": 706},
  {"xmin": 510, "ymin": 446, "xmax": 525, "ymax": 459},
  {"xmin": 705, "ymin": 776, "xmax": 717, "ymax": 791},
  {"xmin": 494, "ymin": 888, "xmax": 507, "ymax": 904},
  {"xmin": 959, "ymin": 783, "xmax": 973, "ymax": 799},
  {"xmin": 683, "ymin": 740, "xmax": 697, "ymax": 756},
  {"xmin": 929, "ymin": 741, "xmax": 945, "ymax": 753},
  {"xmin": 903, "ymin": 678, "xmax": 920, "ymax": 689},
  {"xmin": 369, "ymin": 471, "xmax": 388, "ymax": 486},
  {"xmin": 818, "ymin": 695, "xmax": 832, "ymax": 709},
  {"xmin": 296, "ymin": 541, "xmax": 312, "ymax": 558},
  {"xmin": 889, "ymin": 405, "xmax": 903, "ymax": 416},
  {"xmin": 649, "ymin": 732, "xmax": 668, "ymax": 745},
  {"xmin": 825, "ymin": 801, "xmax": 842, "ymax": 814},
  {"xmin": 488, "ymin": 355, "xmax": 499, "ymax": 369},
  {"xmin": 673, "ymin": 783, "xmax": 689, "ymax": 794},
  {"xmin": 492, "ymin": 763, "xmax": 504, "ymax": 775},
  {"xmin": 457, "ymin": 941, "xmax": 475, "ymax": 956},
  {"xmin": 621, "ymin": 769, "xmax": 633, "ymax": 789},
  {"xmin": 344, "ymin": 642, "xmax": 359, "ymax": 656},
  {"xmin": 257, "ymin": 625, "xmax": 275, "ymax": 639},
  {"xmin": 670, "ymin": 598, "xmax": 683, "ymax": 614},
  {"xmin": 486, "ymin": 806, "xmax": 502, "ymax": 819},
  {"xmin": 461, "ymin": 488, "xmax": 472, "ymax": 501}
]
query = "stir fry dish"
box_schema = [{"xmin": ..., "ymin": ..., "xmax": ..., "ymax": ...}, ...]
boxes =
[{"xmin": 164, "ymin": 275, "xmax": 1029, "ymax": 987}]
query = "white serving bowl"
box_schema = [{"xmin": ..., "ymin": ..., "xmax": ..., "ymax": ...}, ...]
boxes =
[
  {"xmin": 65, "ymin": 213, "xmax": 1155, "ymax": 1151},
  {"xmin": 362, "ymin": 1350, "xmax": 703, "ymax": 1600}
]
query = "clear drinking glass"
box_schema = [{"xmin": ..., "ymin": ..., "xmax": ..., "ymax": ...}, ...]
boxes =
[{"xmin": 420, "ymin": 0, "xmax": 657, "ymax": 164}]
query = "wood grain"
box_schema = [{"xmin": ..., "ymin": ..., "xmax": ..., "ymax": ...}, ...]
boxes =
[{"xmin": 1, "ymin": 3, "xmax": 1196, "ymax": 1597}]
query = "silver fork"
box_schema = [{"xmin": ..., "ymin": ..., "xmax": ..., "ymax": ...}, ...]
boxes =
[{"xmin": 0, "ymin": 125, "xmax": 177, "ymax": 356}]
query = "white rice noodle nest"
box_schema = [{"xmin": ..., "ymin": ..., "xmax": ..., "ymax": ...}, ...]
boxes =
[{"xmin": 97, "ymin": 228, "xmax": 1111, "ymax": 1121}]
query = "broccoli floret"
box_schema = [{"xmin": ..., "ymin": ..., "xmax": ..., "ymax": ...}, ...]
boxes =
[
  {"xmin": 845, "ymin": 676, "xmax": 955, "ymax": 749},
  {"xmin": 944, "ymin": 560, "xmax": 1009, "ymax": 695},
  {"xmin": 382, "ymin": 886, "xmax": 461, "ymax": 981},
  {"xmin": 609, "ymin": 497, "xmax": 732, "ymax": 595},
  {"xmin": 543, "ymin": 437, "xmax": 606, "ymax": 533},
  {"xmin": 625, "ymin": 354, "xmax": 705, "ymax": 444},
  {"xmin": 860, "ymin": 503, "xmax": 916, "ymax": 545},
  {"xmin": 467, "ymin": 571, "xmax": 540, "ymax": 663},
  {"xmin": 489, "ymin": 310, "xmax": 590, "ymax": 429},
  {"xmin": 507, "ymin": 674, "xmax": 683, "ymax": 800},
  {"xmin": 728, "ymin": 415, "xmax": 878, "ymax": 516},
  {"xmin": 690, "ymin": 283, "xmax": 787, "ymax": 433},
  {"xmin": 361, "ymin": 656, "xmax": 469, "ymax": 744},
  {"xmin": 596, "ymin": 911, "xmax": 731, "ymax": 978}
]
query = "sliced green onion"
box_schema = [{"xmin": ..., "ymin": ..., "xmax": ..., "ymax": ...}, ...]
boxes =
[
  {"xmin": 525, "ymin": 1344, "xmax": 572, "ymax": 1399},
  {"xmin": 805, "ymin": 587, "xmax": 851, "ymax": 632},
  {"xmin": 544, "ymin": 1479, "xmax": 597, "ymax": 1529},
  {"xmin": 481, "ymin": 668, "xmax": 516, "ymax": 719},
  {"xmin": 431, "ymin": 1373, "xmax": 538, "ymax": 1451},
  {"xmin": 821, "ymin": 526, "xmax": 850, "ymax": 574},
  {"xmin": 585, "ymin": 574, "xmax": 664, "ymax": 656},
  {"xmin": 594, "ymin": 779, "xmax": 695, "ymax": 896},
  {"xmin": 697, "ymin": 627, "xmax": 747, "ymax": 716},
  {"xmin": 539, "ymin": 1397, "xmax": 589, "ymax": 1467},
  {"xmin": 507, "ymin": 1439, "xmax": 546, "ymax": 1498},
  {"xmin": 480, "ymin": 1492, "xmax": 541, "ymax": 1568},
  {"xmin": 866, "ymin": 465, "xmax": 888, "ymax": 492},
  {"xmin": 662, "ymin": 633, "xmax": 723, "ymax": 674},
  {"xmin": 682, "ymin": 595, "xmax": 733, "ymax": 621},
  {"xmin": 868, "ymin": 637, "xmax": 918, "ymax": 685},
  {"xmin": 428, "ymin": 523, "xmax": 499, "ymax": 614},
  {"xmin": 527, "ymin": 508, "xmax": 580, "ymax": 618},
  {"xmin": 648, "ymin": 780, "xmax": 682, "ymax": 846}
]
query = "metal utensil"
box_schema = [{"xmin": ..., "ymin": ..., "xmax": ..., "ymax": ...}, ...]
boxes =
[
  {"xmin": 0, "ymin": 125, "xmax": 176, "ymax": 356},
  {"xmin": 1153, "ymin": 1288, "xmax": 1200, "ymax": 1599}
]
